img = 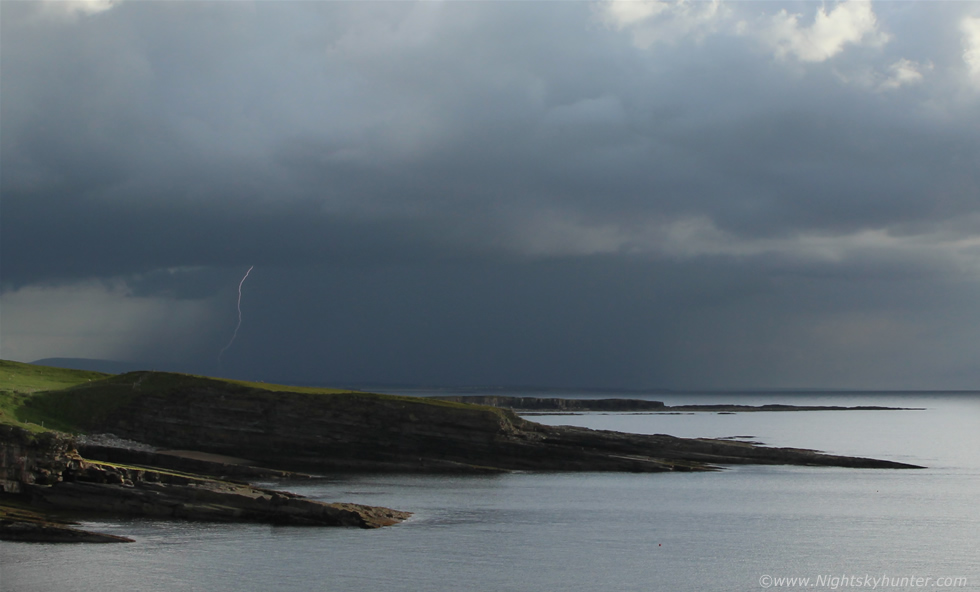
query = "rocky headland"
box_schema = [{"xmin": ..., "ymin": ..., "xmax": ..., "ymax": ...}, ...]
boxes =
[
  {"xmin": 1, "ymin": 365, "xmax": 923, "ymax": 543},
  {"xmin": 25, "ymin": 371, "xmax": 921, "ymax": 474}
]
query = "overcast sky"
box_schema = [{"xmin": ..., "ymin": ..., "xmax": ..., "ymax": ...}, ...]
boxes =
[{"xmin": 2, "ymin": 0, "xmax": 979, "ymax": 389}]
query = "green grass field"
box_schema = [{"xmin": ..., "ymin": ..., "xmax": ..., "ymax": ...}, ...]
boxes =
[
  {"xmin": 0, "ymin": 359, "xmax": 492, "ymax": 434},
  {"xmin": 0, "ymin": 360, "xmax": 111, "ymax": 432},
  {"xmin": 0, "ymin": 360, "xmax": 354, "ymax": 432},
  {"xmin": 0, "ymin": 359, "xmax": 109, "ymax": 393}
]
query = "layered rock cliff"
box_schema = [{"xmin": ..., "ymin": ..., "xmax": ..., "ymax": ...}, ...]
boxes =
[
  {"xmin": 0, "ymin": 425, "xmax": 80, "ymax": 494},
  {"xmin": 49, "ymin": 372, "xmax": 921, "ymax": 473},
  {"xmin": 2, "ymin": 368, "xmax": 924, "ymax": 542}
]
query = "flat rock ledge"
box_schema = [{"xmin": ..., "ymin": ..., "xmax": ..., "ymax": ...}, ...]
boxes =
[
  {"xmin": 0, "ymin": 503, "xmax": 134, "ymax": 543},
  {"xmin": 26, "ymin": 461, "xmax": 411, "ymax": 529},
  {"xmin": 0, "ymin": 425, "xmax": 411, "ymax": 543}
]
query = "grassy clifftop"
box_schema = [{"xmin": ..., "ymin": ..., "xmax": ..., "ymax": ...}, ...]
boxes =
[
  {"xmin": 0, "ymin": 360, "xmax": 111, "ymax": 432},
  {"xmin": 0, "ymin": 360, "xmax": 506, "ymax": 436},
  {"xmin": 1, "ymin": 359, "xmax": 109, "ymax": 393}
]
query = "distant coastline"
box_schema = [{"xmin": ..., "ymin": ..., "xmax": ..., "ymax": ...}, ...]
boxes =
[{"xmin": 428, "ymin": 395, "xmax": 923, "ymax": 413}]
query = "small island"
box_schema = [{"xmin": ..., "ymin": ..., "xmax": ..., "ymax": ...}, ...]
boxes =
[{"xmin": 1, "ymin": 360, "xmax": 922, "ymax": 543}]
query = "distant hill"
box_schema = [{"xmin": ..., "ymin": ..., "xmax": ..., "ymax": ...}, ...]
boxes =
[{"xmin": 30, "ymin": 358, "xmax": 146, "ymax": 375}]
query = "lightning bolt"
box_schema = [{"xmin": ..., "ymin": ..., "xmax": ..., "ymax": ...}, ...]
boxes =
[{"xmin": 218, "ymin": 265, "xmax": 254, "ymax": 366}]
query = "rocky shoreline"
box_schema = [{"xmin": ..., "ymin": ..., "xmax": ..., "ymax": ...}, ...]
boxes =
[
  {"xmin": 1, "ymin": 371, "xmax": 925, "ymax": 543},
  {"xmin": 0, "ymin": 425, "xmax": 410, "ymax": 543},
  {"xmin": 0, "ymin": 501, "xmax": 135, "ymax": 543},
  {"xmin": 44, "ymin": 373, "xmax": 922, "ymax": 474}
]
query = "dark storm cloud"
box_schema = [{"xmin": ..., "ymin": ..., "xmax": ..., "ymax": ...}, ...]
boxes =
[{"xmin": 2, "ymin": 1, "xmax": 979, "ymax": 388}]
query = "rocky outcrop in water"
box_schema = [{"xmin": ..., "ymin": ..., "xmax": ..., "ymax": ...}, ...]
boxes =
[
  {"xmin": 0, "ymin": 503, "xmax": 135, "ymax": 543},
  {"xmin": 27, "ymin": 459, "xmax": 408, "ymax": 528},
  {"xmin": 0, "ymin": 427, "xmax": 134, "ymax": 542},
  {"xmin": 64, "ymin": 373, "xmax": 922, "ymax": 473},
  {"xmin": 0, "ymin": 424, "xmax": 410, "ymax": 542}
]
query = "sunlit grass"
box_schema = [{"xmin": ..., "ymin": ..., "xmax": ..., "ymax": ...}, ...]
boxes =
[
  {"xmin": 0, "ymin": 359, "xmax": 109, "ymax": 393},
  {"xmin": 0, "ymin": 359, "xmax": 501, "ymax": 435}
]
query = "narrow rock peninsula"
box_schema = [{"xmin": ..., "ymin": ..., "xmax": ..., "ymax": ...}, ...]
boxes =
[
  {"xmin": 37, "ymin": 372, "xmax": 921, "ymax": 474},
  {"xmin": 0, "ymin": 425, "xmax": 410, "ymax": 542},
  {"xmin": 429, "ymin": 395, "xmax": 920, "ymax": 413},
  {"xmin": 0, "ymin": 502, "xmax": 135, "ymax": 543}
]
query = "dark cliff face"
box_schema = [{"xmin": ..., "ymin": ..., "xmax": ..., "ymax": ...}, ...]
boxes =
[
  {"xmin": 99, "ymin": 385, "xmax": 544, "ymax": 472},
  {"xmin": 0, "ymin": 426, "xmax": 79, "ymax": 493},
  {"xmin": 66, "ymin": 375, "xmax": 921, "ymax": 472}
]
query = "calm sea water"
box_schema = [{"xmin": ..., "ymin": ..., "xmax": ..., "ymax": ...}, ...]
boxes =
[{"xmin": 2, "ymin": 392, "xmax": 978, "ymax": 592}]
